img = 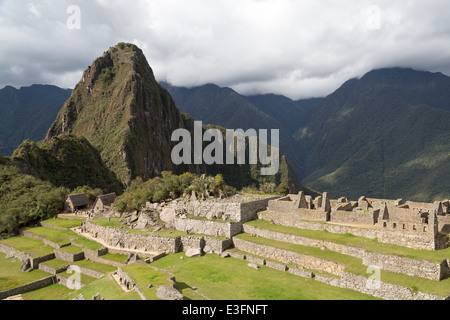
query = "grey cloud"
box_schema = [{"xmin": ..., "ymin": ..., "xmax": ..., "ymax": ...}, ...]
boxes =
[{"xmin": 1, "ymin": 0, "xmax": 450, "ymax": 99}]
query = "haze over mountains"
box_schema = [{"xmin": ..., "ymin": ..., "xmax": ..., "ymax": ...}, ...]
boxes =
[{"xmin": 1, "ymin": 47, "xmax": 449, "ymax": 202}]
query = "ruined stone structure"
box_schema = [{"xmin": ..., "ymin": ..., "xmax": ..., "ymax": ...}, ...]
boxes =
[{"xmin": 264, "ymin": 192, "xmax": 450, "ymax": 251}]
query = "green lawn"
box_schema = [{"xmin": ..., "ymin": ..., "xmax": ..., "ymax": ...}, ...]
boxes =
[
  {"xmin": 72, "ymin": 259, "xmax": 117, "ymax": 274},
  {"xmin": 57, "ymin": 245, "xmax": 84, "ymax": 255},
  {"xmin": 25, "ymin": 227, "xmax": 79, "ymax": 246},
  {"xmin": 62, "ymin": 274, "xmax": 142, "ymax": 300},
  {"xmin": 0, "ymin": 236, "xmax": 54, "ymax": 258},
  {"xmin": 245, "ymin": 219, "xmax": 450, "ymax": 263},
  {"xmin": 22, "ymin": 283, "xmax": 74, "ymax": 300},
  {"xmin": 121, "ymin": 260, "xmax": 174, "ymax": 300},
  {"xmin": 0, "ymin": 253, "xmax": 52, "ymax": 292},
  {"xmin": 150, "ymin": 252, "xmax": 378, "ymax": 300},
  {"xmin": 100, "ymin": 252, "xmax": 128, "ymax": 264},
  {"xmin": 40, "ymin": 259, "xmax": 70, "ymax": 270},
  {"xmin": 72, "ymin": 237, "xmax": 104, "ymax": 251},
  {"xmin": 42, "ymin": 218, "xmax": 84, "ymax": 229}
]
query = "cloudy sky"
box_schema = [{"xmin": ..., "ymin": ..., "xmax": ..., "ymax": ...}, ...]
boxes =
[{"xmin": 1, "ymin": 0, "xmax": 450, "ymax": 99}]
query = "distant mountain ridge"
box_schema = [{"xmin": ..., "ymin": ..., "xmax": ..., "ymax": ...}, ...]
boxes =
[
  {"xmin": 0, "ymin": 84, "xmax": 72, "ymax": 156},
  {"xmin": 2, "ymin": 64, "xmax": 449, "ymax": 202}
]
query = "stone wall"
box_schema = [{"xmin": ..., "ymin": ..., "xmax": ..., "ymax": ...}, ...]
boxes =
[
  {"xmin": 85, "ymin": 222, "xmax": 180, "ymax": 253},
  {"xmin": 232, "ymin": 237, "xmax": 345, "ymax": 276},
  {"xmin": 243, "ymin": 224, "xmax": 448, "ymax": 280},
  {"xmin": 438, "ymin": 215, "xmax": 450, "ymax": 233},
  {"xmin": 243, "ymin": 224, "xmax": 365, "ymax": 259},
  {"xmin": 362, "ymin": 252, "xmax": 444, "ymax": 281},
  {"xmin": 316, "ymin": 272, "xmax": 448, "ymax": 300},
  {"xmin": 0, "ymin": 276, "xmax": 56, "ymax": 300},
  {"xmin": 330, "ymin": 210, "xmax": 378, "ymax": 225},
  {"xmin": 239, "ymin": 197, "xmax": 279, "ymax": 222},
  {"xmin": 174, "ymin": 217, "xmax": 241, "ymax": 238},
  {"xmin": 54, "ymin": 249, "xmax": 85, "ymax": 262},
  {"xmin": 180, "ymin": 236, "xmax": 204, "ymax": 251},
  {"xmin": 258, "ymin": 210, "xmax": 444, "ymax": 250},
  {"xmin": 83, "ymin": 247, "xmax": 108, "ymax": 260},
  {"xmin": 0, "ymin": 243, "xmax": 55, "ymax": 269},
  {"xmin": 204, "ymin": 237, "xmax": 233, "ymax": 254}
]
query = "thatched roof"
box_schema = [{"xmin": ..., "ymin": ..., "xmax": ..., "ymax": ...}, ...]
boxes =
[
  {"xmin": 67, "ymin": 193, "xmax": 89, "ymax": 207},
  {"xmin": 96, "ymin": 193, "xmax": 117, "ymax": 206}
]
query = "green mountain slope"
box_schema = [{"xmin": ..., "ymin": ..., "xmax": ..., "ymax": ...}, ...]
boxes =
[
  {"xmin": 295, "ymin": 68, "xmax": 450, "ymax": 202},
  {"xmin": 161, "ymin": 82, "xmax": 320, "ymax": 184},
  {"xmin": 0, "ymin": 85, "xmax": 71, "ymax": 156},
  {"xmin": 44, "ymin": 43, "xmax": 300, "ymax": 192}
]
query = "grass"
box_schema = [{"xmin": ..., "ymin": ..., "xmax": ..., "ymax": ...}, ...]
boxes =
[
  {"xmin": 0, "ymin": 253, "xmax": 52, "ymax": 292},
  {"xmin": 0, "ymin": 236, "xmax": 54, "ymax": 258},
  {"xmin": 72, "ymin": 237, "xmax": 104, "ymax": 251},
  {"xmin": 72, "ymin": 260, "xmax": 117, "ymax": 274},
  {"xmin": 25, "ymin": 227, "xmax": 78, "ymax": 246},
  {"xmin": 57, "ymin": 245, "xmax": 84, "ymax": 254},
  {"xmin": 42, "ymin": 218, "xmax": 84, "ymax": 229},
  {"xmin": 234, "ymin": 233, "xmax": 450, "ymax": 297},
  {"xmin": 62, "ymin": 274, "xmax": 141, "ymax": 300},
  {"xmin": 22, "ymin": 283, "xmax": 74, "ymax": 300},
  {"xmin": 150, "ymin": 252, "xmax": 378, "ymax": 300},
  {"xmin": 100, "ymin": 252, "xmax": 128, "ymax": 264},
  {"xmin": 40, "ymin": 259, "xmax": 69, "ymax": 270},
  {"xmin": 246, "ymin": 219, "xmax": 450, "ymax": 263},
  {"xmin": 121, "ymin": 260, "xmax": 174, "ymax": 300}
]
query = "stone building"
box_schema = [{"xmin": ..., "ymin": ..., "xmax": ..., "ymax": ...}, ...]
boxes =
[
  {"xmin": 93, "ymin": 193, "xmax": 117, "ymax": 213},
  {"xmin": 64, "ymin": 193, "xmax": 90, "ymax": 213}
]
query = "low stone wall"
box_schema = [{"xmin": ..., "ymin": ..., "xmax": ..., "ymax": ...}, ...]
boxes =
[
  {"xmin": 40, "ymin": 222, "xmax": 67, "ymax": 231},
  {"xmin": 362, "ymin": 252, "xmax": 444, "ymax": 281},
  {"xmin": 180, "ymin": 236, "xmax": 204, "ymax": 251},
  {"xmin": 266, "ymin": 260, "xmax": 287, "ymax": 271},
  {"xmin": 54, "ymin": 249, "xmax": 85, "ymax": 262},
  {"xmin": 0, "ymin": 243, "xmax": 55, "ymax": 269},
  {"xmin": 316, "ymin": 272, "xmax": 447, "ymax": 300},
  {"xmin": 85, "ymin": 222, "xmax": 180, "ymax": 253},
  {"xmin": 0, "ymin": 276, "xmax": 56, "ymax": 300},
  {"xmin": 246, "ymin": 254, "xmax": 265, "ymax": 266},
  {"xmin": 39, "ymin": 262, "xmax": 68, "ymax": 275},
  {"xmin": 288, "ymin": 266, "xmax": 314, "ymax": 278},
  {"xmin": 243, "ymin": 224, "xmax": 365, "ymax": 259},
  {"xmin": 83, "ymin": 247, "xmax": 108, "ymax": 260},
  {"xmin": 75, "ymin": 265, "xmax": 104, "ymax": 279},
  {"xmin": 233, "ymin": 238, "xmax": 345, "ymax": 276},
  {"xmin": 204, "ymin": 237, "xmax": 233, "ymax": 254},
  {"xmin": 174, "ymin": 217, "xmax": 241, "ymax": 238}
]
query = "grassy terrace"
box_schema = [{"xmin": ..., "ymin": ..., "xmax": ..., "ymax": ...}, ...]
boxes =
[
  {"xmin": 57, "ymin": 245, "xmax": 84, "ymax": 254},
  {"xmin": 121, "ymin": 260, "xmax": 174, "ymax": 300},
  {"xmin": 40, "ymin": 259, "xmax": 69, "ymax": 270},
  {"xmin": 62, "ymin": 275, "xmax": 142, "ymax": 300},
  {"xmin": 0, "ymin": 236, "xmax": 54, "ymax": 258},
  {"xmin": 41, "ymin": 218, "xmax": 84, "ymax": 229},
  {"xmin": 234, "ymin": 233, "xmax": 450, "ymax": 297},
  {"xmin": 246, "ymin": 219, "xmax": 450, "ymax": 263},
  {"xmin": 72, "ymin": 259, "xmax": 117, "ymax": 274},
  {"xmin": 0, "ymin": 253, "xmax": 51, "ymax": 292},
  {"xmin": 100, "ymin": 252, "xmax": 128, "ymax": 264},
  {"xmin": 72, "ymin": 237, "xmax": 104, "ymax": 251},
  {"xmin": 25, "ymin": 227, "xmax": 79, "ymax": 246},
  {"xmin": 150, "ymin": 252, "xmax": 378, "ymax": 300}
]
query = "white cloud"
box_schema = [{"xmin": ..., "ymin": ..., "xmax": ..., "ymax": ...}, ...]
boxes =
[{"xmin": 0, "ymin": 0, "xmax": 450, "ymax": 99}]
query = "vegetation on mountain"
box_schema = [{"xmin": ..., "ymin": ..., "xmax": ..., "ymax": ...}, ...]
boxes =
[
  {"xmin": 296, "ymin": 68, "xmax": 450, "ymax": 201},
  {"xmin": 10, "ymin": 135, "xmax": 123, "ymax": 194},
  {"xmin": 0, "ymin": 163, "xmax": 67, "ymax": 236}
]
